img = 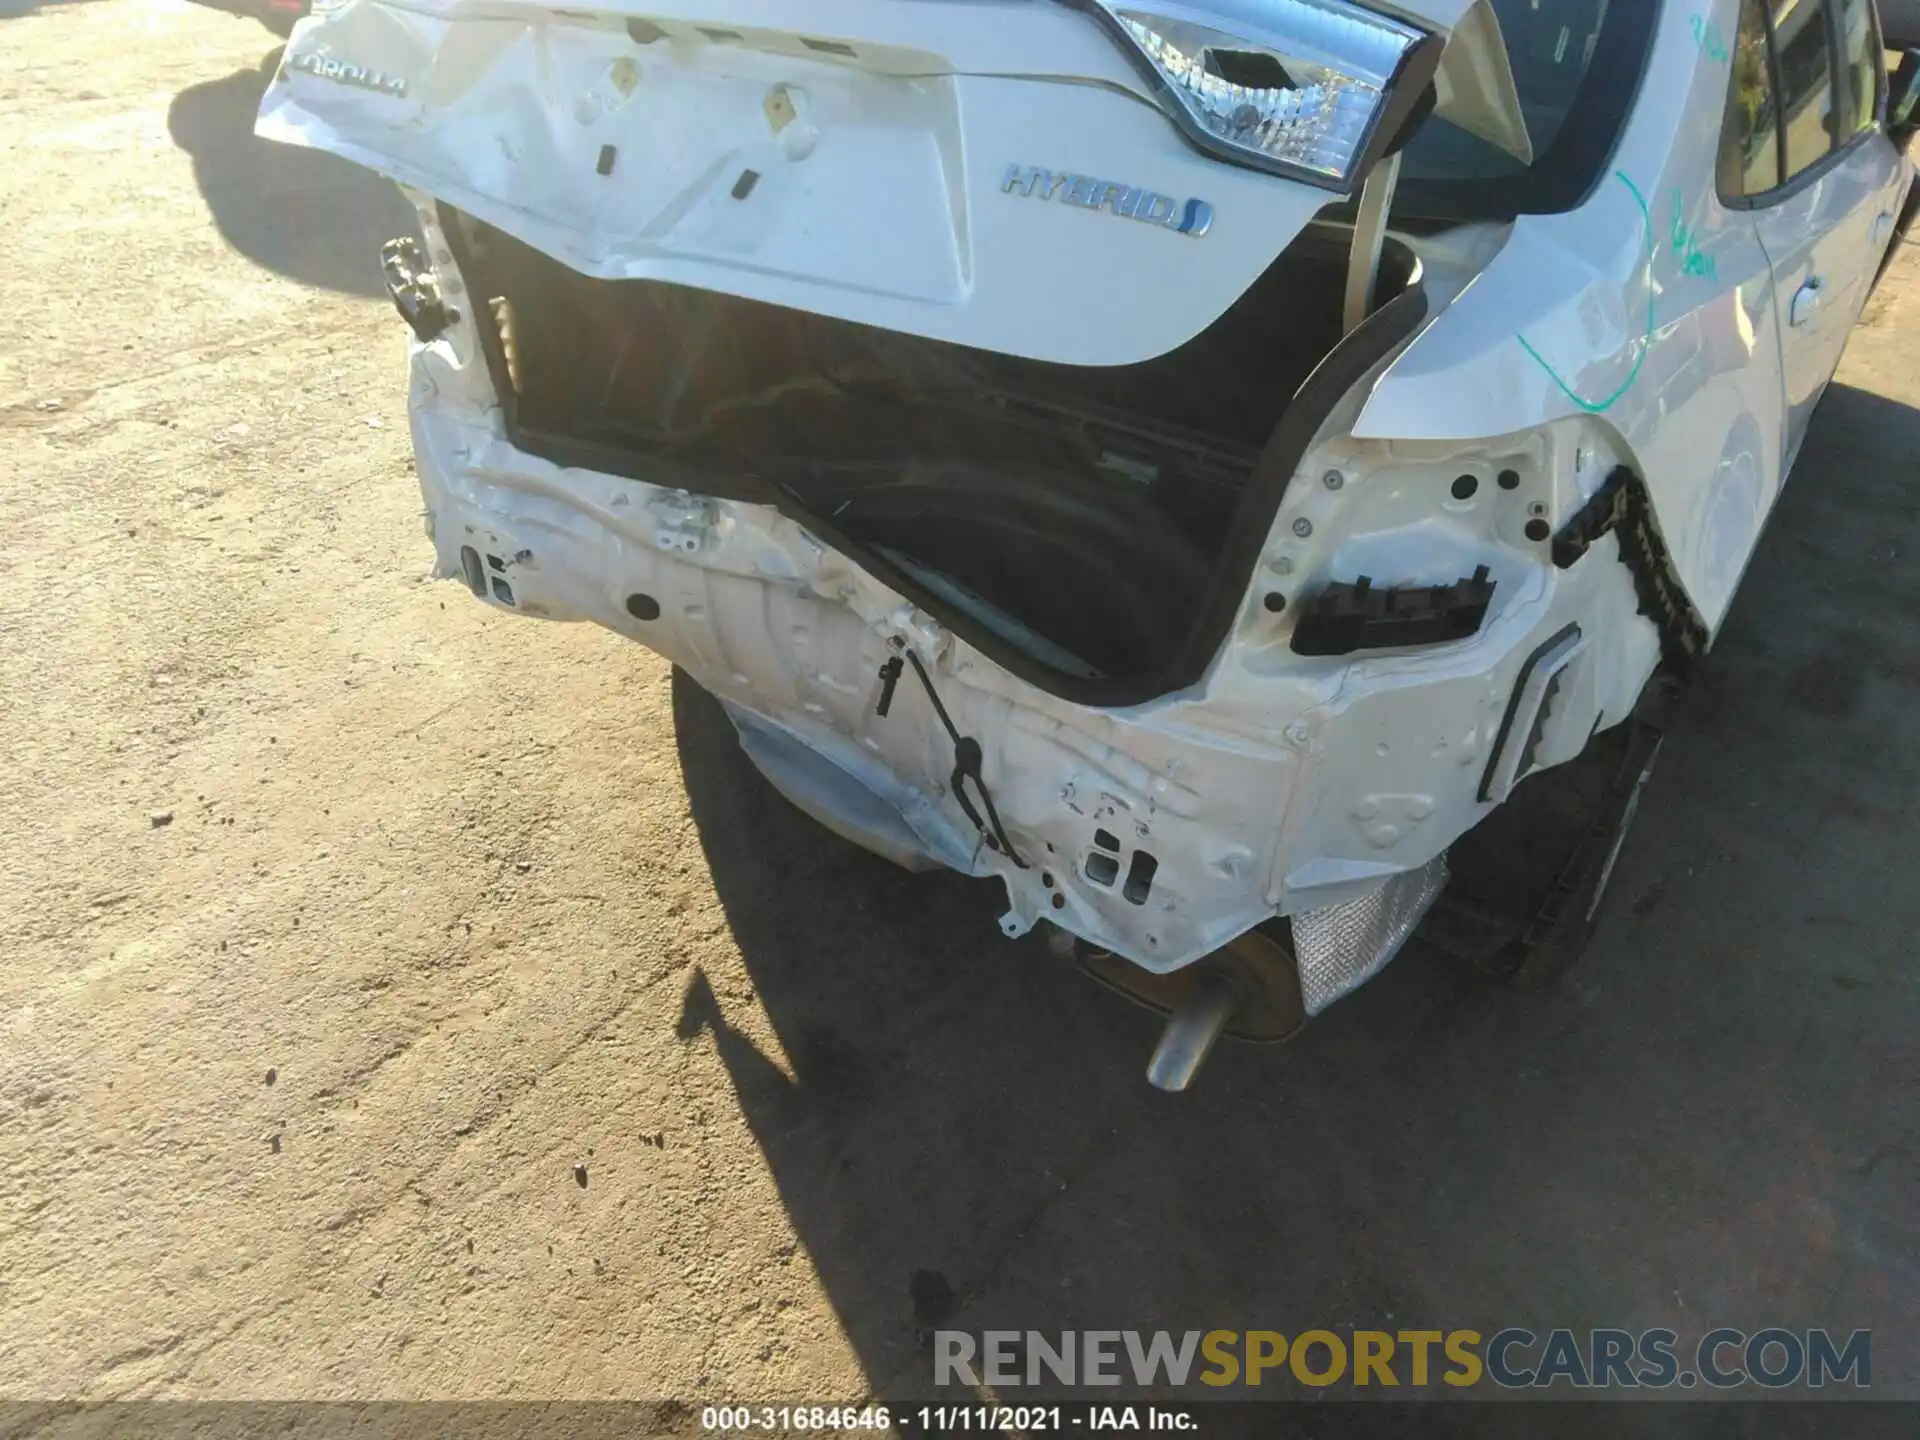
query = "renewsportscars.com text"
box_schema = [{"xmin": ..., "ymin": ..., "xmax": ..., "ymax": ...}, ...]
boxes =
[{"xmin": 934, "ymin": 1328, "xmax": 1871, "ymax": 1391}]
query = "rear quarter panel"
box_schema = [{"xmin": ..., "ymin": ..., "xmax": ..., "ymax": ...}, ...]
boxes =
[{"xmin": 1354, "ymin": 0, "xmax": 1792, "ymax": 634}]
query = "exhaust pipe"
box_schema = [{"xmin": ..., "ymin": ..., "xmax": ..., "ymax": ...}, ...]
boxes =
[
  {"xmin": 1068, "ymin": 923, "xmax": 1305, "ymax": 1091},
  {"xmin": 1144, "ymin": 971, "xmax": 1240, "ymax": 1092}
]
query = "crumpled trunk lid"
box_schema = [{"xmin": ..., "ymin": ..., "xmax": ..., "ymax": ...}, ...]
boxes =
[{"xmin": 257, "ymin": 0, "xmax": 1521, "ymax": 366}]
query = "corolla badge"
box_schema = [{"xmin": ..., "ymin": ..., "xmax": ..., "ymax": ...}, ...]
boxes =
[
  {"xmin": 285, "ymin": 50, "xmax": 408, "ymax": 98},
  {"xmin": 1000, "ymin": 164, "xmax": 1213, "ymax": 238}
]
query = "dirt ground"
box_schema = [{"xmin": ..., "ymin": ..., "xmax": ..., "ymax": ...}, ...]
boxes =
[{"xmin": 3, "ymin": 0, "xmax": 1917, "ymax": 1407}]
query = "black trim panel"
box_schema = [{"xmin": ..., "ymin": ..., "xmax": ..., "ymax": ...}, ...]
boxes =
[
  {"xmin": 775, "ymin": 269, "xmax": 1425, "ymax": 708},
  {"xmin": 1477, "ymin": 622, "xmax": 1582, "ymax": 804},
  {"xmin": 1721, "ymin": 124, "xmax": 1894, "ymax": 210},
  {"xmin": 1550, "ymin": 465, "xmax": 1710, "ymax": 676}
]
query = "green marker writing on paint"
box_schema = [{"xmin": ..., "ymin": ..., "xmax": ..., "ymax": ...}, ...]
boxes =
[
  {"xmin": 1515, "ymin": 170, "xmax": 1657, "ymax": 415},
  {"xmin": 1690, "ymin": 13, "xmax": 1730, "ymax": 63},
  {"xmin": 1670, "ymin": 187, "xmax": 1718, "ymax": 280}
]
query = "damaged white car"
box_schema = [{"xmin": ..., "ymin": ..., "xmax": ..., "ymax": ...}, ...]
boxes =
[{"xmin": 261, "ymin": 0, "xmax": 1919, "ymax": 1088}]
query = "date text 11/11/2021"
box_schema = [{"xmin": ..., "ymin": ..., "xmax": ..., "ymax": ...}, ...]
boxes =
[{"xmin": 699, "ymin": 1405, "xmax": 1194, "ymax": 1432}]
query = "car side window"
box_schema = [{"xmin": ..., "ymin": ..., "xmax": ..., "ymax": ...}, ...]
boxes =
[
  {"xmin": 1833, "ymin": 0, "xmax": 1883, "ymax": 134},
  {"xmin": 1769, "ymin": 0, "xmax": 1838, "ymax": 178},
  {"xmin": 1718, "ymin": 0, "xmax": 1856, "ymax": 202},
  {"xmin": 1719, "ymin": 0, "xmax": 1782, "ymax": 197}
]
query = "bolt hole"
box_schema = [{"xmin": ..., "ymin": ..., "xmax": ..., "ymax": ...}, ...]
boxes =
[
  {"xmin": 1451, "ymin": 473, "xmax": 1478, "ymax": 500},
  {"xmin": 1262, "ymin": 591, "xmax": 1286, "ymax": 613},
  {"xmin": 1041, "ymin": 871, "xmax": 1055, "ymax": 889},
  {"xmin": 1497, "ymin": 468, "xmax": 1521, "ymax": 490},
  {"xmin": 626, "ymin": 593, "xmax": 661, "ymax": 621},
  {"xmin": 1525, "ymin": 517, "xmax": 1551, "ymax": 543},
  {"xmin": 1123, "ymin": 851, "xmax": 1159, "ymax": 906},
  {"xmin": 1051, "ymin": 893, "xmax": 1065, "ymax": 910}
]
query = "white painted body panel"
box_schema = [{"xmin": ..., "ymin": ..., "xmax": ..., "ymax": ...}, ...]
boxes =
[
  {"xmin": 259, "ymin": 1, "xmax": 1332, "ymax": 365},
  {"xmin": 1354, "ymin": 0, "xmax": 1908, "ymax": 630},
  {"xmin": 259, "ymin": 0, "xmax": 1906, "ymax": 993}
]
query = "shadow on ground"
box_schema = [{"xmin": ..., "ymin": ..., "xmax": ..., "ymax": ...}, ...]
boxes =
[
  {"xmin": 182, "ymin": 0, "xmax": 300, "ymax": 36},
  {"xmin": 670, "ymin": 381, "xmax": 1920, "ymax": 1403},
  {"xmin": 168, "ymin": 49, "xmax": 413, "ymax": 298},
  {"xmin": 0, "ymin": 0, "xmax": 108, "ymax": 16},
  {"xmin": 0, "ymin": 0, "xmax": 101, "ymax": 15}
]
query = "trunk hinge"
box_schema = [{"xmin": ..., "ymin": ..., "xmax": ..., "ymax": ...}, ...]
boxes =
[
  {"xmin": 646, "ymin": 490, "xmax": 719, "ymax": 556},
  {"xmin": 1343, "ymin": 150, "xmax": 1403, "ymax": 334}
]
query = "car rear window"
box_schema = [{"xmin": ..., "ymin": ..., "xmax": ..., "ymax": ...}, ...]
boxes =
[
  {"xmin": 1399, "ymin": 0, "xmax": 1613, "ymax": 185},
  {"xmin": 1720, "ymin": 0, "xmax": 1783, "ymax": 196},
  {"xmin": 1771, "ymin": 0, "xmax": 1839, "ymax": 178},
  {"xmin": 1393, "ymin": 0, "xmax": 1657, "ymax": 220}
]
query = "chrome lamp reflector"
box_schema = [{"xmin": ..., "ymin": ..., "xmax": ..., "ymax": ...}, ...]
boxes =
[{"xmin": 1087, "ymin": 0, "xmax": 1439, "ymax": 190}]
